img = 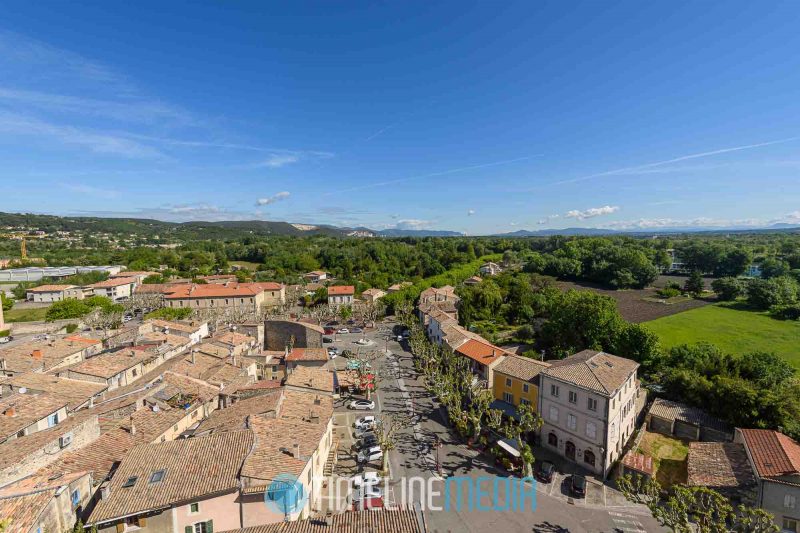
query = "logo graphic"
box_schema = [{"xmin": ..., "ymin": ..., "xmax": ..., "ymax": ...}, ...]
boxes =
[{"xmin": 264, "ymin": 473, "xmax": 308, "ymax": 516}]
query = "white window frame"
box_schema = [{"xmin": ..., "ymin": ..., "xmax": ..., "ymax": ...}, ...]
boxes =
[
  {"xmin": 586, "ymin": 421, "xmax": 597, "ymax": 439},
  {"xmin": 549, "ymin": 405, "xmax": 559, "ymax": 422},
  {"xmin": 568, "ymin": 391, "xmax": 577, "ymax": 404},
  {"xmin": 567, "ymin": 413, "xmax": 577, "ymax": 430}
]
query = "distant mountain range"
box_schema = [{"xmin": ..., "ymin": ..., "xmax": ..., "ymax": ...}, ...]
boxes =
[{"xmin": 0, "ymin": 211, "xmax": 796, "ymax": 239}]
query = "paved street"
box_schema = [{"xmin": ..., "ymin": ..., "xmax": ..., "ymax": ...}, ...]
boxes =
[{"xmin": 330, "ymin": 322, "xmax": 667, "ymax": 533}]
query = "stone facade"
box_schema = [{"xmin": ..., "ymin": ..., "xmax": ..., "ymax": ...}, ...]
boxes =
[{"xmin": 263, "ymin": 320, "xmax": 323, "ymax": 351}]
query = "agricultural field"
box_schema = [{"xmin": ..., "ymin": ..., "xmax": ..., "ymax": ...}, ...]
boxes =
[
  {"xmin": 646, "ymin": 303, "xmax": 800, "ymax": 369},
  {"xmin": 230, "ymin": 260, "xmax": 261, "ymax": 271},
  {"xmin": 555, "ymin": 280, "xmax": 711, "ymax": 323}
]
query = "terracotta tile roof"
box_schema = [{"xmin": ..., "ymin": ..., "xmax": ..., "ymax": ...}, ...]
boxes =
[
  {"xmin": 135, "ymin": 282, "xmax": 186, "ymax": 294},
  {"xmin": 252, "ymin": 282, "xmax": 283, "ymax": 290},
  {"xmin": 3, "ymin": 373, "xmax": 107, "ymax": 410},
  {"xmin": 242, "ymin": 417, "xmax": 328, "ymax": 486},
  {"xmin": 361, "ymin": 288, "xmax": 386, "ymax": 297},
  {"xmin": 0, "ymin": 392, "xmax": 67, "ymax": 440},
  {"xmin": 278, "ymin": 390, "xmax": 333, "ymax": 423},
  {"xmin": 621, "ymin": 451, "xmax": 654, "ymax": 476},
  {"xmin": 26, "ymin": 284, "xmax": 75, "ymax": 292},
  {"xmin": 89, "ymin": 277, "xmax": 138, "ymax": 288},
  {"xmin": 327, "ymin": 285, "xmax": 354, "ymax": 296},
  {"xmin": 0, "ymin": 414, "xmax": 96, "ymax": 473},
  {"xmin": 648, "ymin": 398, "xmax": 730, "ymax": 433},
  {"xmin": 212, "ymin": 331, "xmax": 256, "ymax": 347},
  {"xmin": 687, "ymin": 442, "xmax": 756, "ymax": 489},
  {"xmin": 305, "ymin": 271, "xmax": 327, "ymax": 277},
  {"xmin": 543, "ymin": 350, "xmax": 638, "ymax": 396},
  {"xmin": 63, "ymin": 350, "xmax": 150, "ymax": 379},
  {"xmin": 237, "ymin": 379, "xmax": 283, "ymax": 392},
  {"xmin": 163, "ymin": 282, "xmax": 269, "ymax": 299},
  {"xmin": 45, "ymin": 427, "xmax": 135, "ymax": 481},
  {"xmin": 0, "ymin": 469, "xmax": 89, "ymax": 498},
  {"xmin": 455, "ymin": 339, "xmax": 508, "ymax": 366},
  {"xmin": 494, "ymin": 354, "xmax": 551, "ymax": 383},
  {"xmin": 110, "ymin": 271, "xmax": 157, "ymax": 278},
  {"xmin": 89, "ymin": 431, "xmax": 255, "ymax": 524},
  {"xmin": 0, "ymin": 336, "xmax": 101, "ymax": 373},
  {"xmin": 196, "ymin": 391, "xmax": 283, "ymax": 434},
  {"xmin": 219, "ymin": 509, "xmax": 422, "ymax": 533},
  {"xmin": 285, "ymin": 366, "xmax": 334, "ymax": 394},
  {"xmin": 0, "ymin": 488, "xmax": 56, "ymax": 533},
  {"xmin": 286, "ymin": 347, "xmax": 328, "ymax": 362},
  {"xmin": 740, "ymin": 428, "xmax": 800, "ymax": 478},
  {"xmin": 196, "ymin": 342, "xmax": 231, "ymax": 359},
  {"xmin": 419, "ymin": 285, "xmax": 457, "ymax": 300}
]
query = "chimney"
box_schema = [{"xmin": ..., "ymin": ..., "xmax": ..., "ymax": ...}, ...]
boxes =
[
  {"xmin": 191, "ymin": 350, "xmax": 196, "ymax": 365},
  {"xmin": 31, "ymin": 349, "xmax": 43, "ymax": 360},
  {"xmin": 293, "ymin": 443, "xmax": 301, "ymax": 459},
  {"xmin": 100, "ymin": 484, "xmax": 111, "ymax": 500},
  {"xmin": 130, "ymin": 422, "xmax": 136, "ymax": 435},
  {"xmin": 0, "ymin": 359, "xmax": 5, "ymax": 371},
  {"xmin": 4, "ymin": 406, "xmax": 15, "ymax": 417}
]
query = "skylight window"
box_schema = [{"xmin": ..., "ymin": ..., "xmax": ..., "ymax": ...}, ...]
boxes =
[
  {"xmin": 149, "ymin": 469, "xmax": 166, "ymax": 484},
  {"xmin": 122, "ymin": 476, "xmax": 138, "ymax": 488}
]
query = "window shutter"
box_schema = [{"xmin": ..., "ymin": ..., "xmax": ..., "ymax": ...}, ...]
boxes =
[
  {"xmin": 206, "ymin": 520, "xmax": 214, "ymax": 533},
  {"xmin": 185, "ymin": 526, "xmax": 193, "ymax": 533},
  {"xmin": 116, "ymin": 524, "xmax": 124, "ymax": 533},
  {"xmin": 139, "ymin": 517, "xmax": 147, "ymax": 527}
]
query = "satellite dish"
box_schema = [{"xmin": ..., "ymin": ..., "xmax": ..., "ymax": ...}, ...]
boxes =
[{"xmin": 18, "ymin": 387, "xmax": 27, "ymax": 394}]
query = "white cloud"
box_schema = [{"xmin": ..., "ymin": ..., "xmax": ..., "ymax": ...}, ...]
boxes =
[
  {"xmin": 395, "ymin": 219, "xmax": 432, "ymax": 230},
  {"xmin": 255, "ymin": 191, "xmax": 291, "ymax": 206},
  {"xmin": 602, "ymin": 217, "xmax": 763, "ymax": 230},
  {"xmin": 259, "ymin": 154, "xmax": 300, "ymax": 168},
  {"xmin": 564, "ymin": 205, "xmax": 620, "ymax": 220},
  {"xmin": 509, "ymin": 222, "xmax": 518, "ymax": 226},
  {"xmin": 467, "ymin": 209, "xmax": 476, "ymax": 216}
]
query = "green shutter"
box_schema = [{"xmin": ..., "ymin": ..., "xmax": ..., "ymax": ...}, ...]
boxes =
[
  {"xmin": 185, "ymin": 526, "xmax": 192, "ymax": 533},
  {"xmin": 206, "ymin": 521, "xmax": 213, "ymax": 533}
]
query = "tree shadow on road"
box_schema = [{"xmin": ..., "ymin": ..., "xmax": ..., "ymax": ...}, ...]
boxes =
[{"xmin": 531, "ymin": 522, "xmax": 570, "ymax": 533}]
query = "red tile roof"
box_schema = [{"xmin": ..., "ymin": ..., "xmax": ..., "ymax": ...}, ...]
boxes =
[
  {"xmin": 286, "ymin": 348, "xmax": 328, "ymax": 362},
  {"xmin": 89, "ymin": 277, "xmax": 138, "ymax": 288},
  {"xmin": 163, "ymin": 282, "xmax": 263, "ymax": 299},
  {"xmin": 740, "ymin": 428, "xmax": 800, "ymax": 478},
  {"xmin": 327, "ymin": 285, "xmax": 354, "ymax": 296},
  {"xmin": 27, "ymin": 284, "xmax": 75, "ymax": 292},
  {"xmin": 455, "ymin": 339, "xmax": 507, "ymax": 366}
]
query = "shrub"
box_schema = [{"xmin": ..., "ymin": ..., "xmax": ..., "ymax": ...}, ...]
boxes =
[
  {"xmin": 657, "ymin": 287, "xmax": 681, "ymax": 298},
  {"xmin": 144, "ymin": 307, "xmax": 193, "ymax": 321},
  {"xmin": 0, "ymin": 329, "xmax": 10, "ymax": 337},
  {"xmin": 770, "ymin": 304, "xmax": 800, "ymax": 321},
  {"xmin": 711, "ymin": 277, "xmax": 743, "ymax": 301},
  {"xmin": 65, "ymin": 323, "xmax": 79, "ymax": 334}
]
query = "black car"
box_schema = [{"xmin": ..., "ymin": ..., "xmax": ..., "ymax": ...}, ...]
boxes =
[
  {"xmin": 323, "ymin": 337, "xmax": 334, "ymax": 344},
  {"xmin": 570, "ymin": 474, "xmax": 587, "ymax": 498},
  {"xmin": 536, "ymin": 461, "xmax": 555, "ymax": 483},
  {"xmin": 353, "ymin": 435, "xmax": 378, "ymax": 450}
]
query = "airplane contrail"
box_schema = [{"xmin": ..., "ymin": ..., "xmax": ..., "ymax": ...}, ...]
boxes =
[
  {"xmin": 552, "ymin": 136, "xmax": 800, "ymax": 185},
  {"xmin": 326, "ymin": 154, "xmax": 542, "ymax": 196}
]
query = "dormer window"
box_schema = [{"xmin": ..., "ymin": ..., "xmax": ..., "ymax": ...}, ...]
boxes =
[{"xmin": 122, "ymin": 476, "xmax": 138, "ymax": 488}]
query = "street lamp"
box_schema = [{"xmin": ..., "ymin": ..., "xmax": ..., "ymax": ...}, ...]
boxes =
[{"xmin": 434, "ymin": 435, "xmax": 442, "ymax": 475}]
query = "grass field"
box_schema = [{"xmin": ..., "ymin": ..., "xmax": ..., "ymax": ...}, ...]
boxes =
[
  {"xmin": 230, "ymin": 261, "xmax": 261, "ymax": 271},
  {"xmin": 646, "ymin": 303, "xmax": 800, "ymax": 369},
  {"xmin": 4, "ymin": 306, "xmax": 49, "ymax": 322}
]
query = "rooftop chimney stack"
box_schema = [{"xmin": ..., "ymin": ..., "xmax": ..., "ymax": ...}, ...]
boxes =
[
  {"xmin": 4, "ymin": 406, "xmax": 15, "ymax": 417},
  {"xmin": 293, "ymin": 443, "xmax": 301, "ymax": 459},
  {"xmin": 31, "ymin": 349, "xmax": 43, "ymax": 360}
]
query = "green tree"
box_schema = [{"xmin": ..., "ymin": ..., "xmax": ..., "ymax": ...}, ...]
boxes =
[
  {"xmin": 746, "ymin": 276, "xmax": 799, "ymax": 310},
  {"xmin": 0, "ymin": 293, "xmax": 12, "ymax": 312},
  {"xmin": 711, "ymin": 277, "xmax": 743, "ymax": 301},
  {"xmin": 684, "ymin": 270, "xmax": 705, "ymax": 296},
  {"xmin": 46, "ymin": 299, "xmax": 91, "ymax": 321},
  {"xmin": 144, "ymin": 307, "xmax": 193, "ymax": 320}
]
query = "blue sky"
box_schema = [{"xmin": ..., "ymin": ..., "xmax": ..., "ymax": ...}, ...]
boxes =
[{"xmin": 1, "ymin": 1, "xmax": 800, "ymax": 234}]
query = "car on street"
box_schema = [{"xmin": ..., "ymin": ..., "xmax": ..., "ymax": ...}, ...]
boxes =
[
  {"xmin": 357, "ymin": 446, "xmax": 383, "ymax": 464},
  {"xmin": 354, "ymin": 338, "xmax": 369, "ymax": 345},
  {"xmin": 349, "ymin": 399, "xmax": 375, "ymax": 410},
  {"xmin": 323, "ymin": 337, "xmax": 333, "ymax": 343},
  {"xmin": 0, "ymin": 336, "xmax": 12, "ymax": 344},
  {"xmin": 402, "ymin": 331, "xmax": 410, "ymax": 339},
  {"xmin": 337, "ymin": 328, "xmax": 350, "ymax": 334},
  {"xmin": 570, "ymin": 474, "xmax": 587, "ymax": 498},
  {"xmin": 353, "ymin": 484, "xmax": 383, "ymax": 500},
  {"xmin": 536, "ymin": 461, "xmax": 555, "ymax": 483},
  {"xmin": 123, "ymin": 315, "xmax": 133, "ymax": 323},
  {"xmin": 353, "ymin": 427, "xmax": 375, "ymax": 439},
  {"xmin": 353, "ymin": 416, "xmax": 375, "ymax": 430},
  {"xmin": 327, "ymin": 347, "xmax": 338, "ymax": 358},
  {"xmin": 351, "ymin": 472, "xmax": 380, "ymax": 489},
  {"xmin": 350, "ymin": 327, "xmax": 363, "ymax": 333},
  {"xmin": 396, "ymin": 334, "xmax": 403, "ymax": 342},
  {"xmin": 324, "ymin": 327, "xmax": 336, "ymax": 335}
]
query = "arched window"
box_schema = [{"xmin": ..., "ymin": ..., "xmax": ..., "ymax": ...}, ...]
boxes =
[
  {"xmin": 548, "ymin": 432, "xmax": 558, "ymax": 447},
  {"xmin": 584, "ymin": 450, "xmax": 596, "ymax": 467}
]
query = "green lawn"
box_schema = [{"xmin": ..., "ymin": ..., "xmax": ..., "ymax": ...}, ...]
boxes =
[
  {"xmin": 230, "ymin": 261, "xmax": 261, "ymax": 271},
  {"xmin": 4, "ymin": 307, "xmax": 49, "ymax": 322},
  {"xmin": 646, "ymin": 303, "xmax": 800, "ymax": 369},
  {"xmin": 637, "ymin": 431, "xmax": 688, "ymax": 488}
]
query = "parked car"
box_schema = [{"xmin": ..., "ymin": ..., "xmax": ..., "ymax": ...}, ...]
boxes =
[
  {"xmin": 324, "ymin": 327, "xmax": 336, "ymax": 335},
  {"xmin": 122, "ymin": 315, "xmax": 133, "ymax": 323},
  {"xmin": 337, "ymin": 328, "xmax": 350, "ymax": 334},
  {"xmin": 570, "ymin": 474, "xmax": 587, "ymax": 498},
  {"xmin": 536, "ymin": 461, "xmax": 555, "ymax": 483},
  {"xmin": 349, "ymin": 399, "xmax": 375, "ymax": 410},
  {"xmin": 402, "ymin": 331, "xmax": 410, "ymax": 339},
  {"xmin": 354, "ymin": 435, "xmax": 378, "ymax": 449},
  {"xmin": 351, "ymin": 472, "xmax": 380, "ymax": 489},
  {"xmin": 353, "ymin": 416, "xmax": 375, "ymax": 430},
  {"xmin": 353, "ymin": 484, "xmax": 383, "ymax": 500},
  {"xmin": 354, "ymin": 338, "xmax": 369, "ymax": 345},
  {"xmin": 353, "ymin": 428, "xmax": 375, "ymax": 439},
  {"xmin": 0, "ymin": 336, "xmax": 12, "ymax": 344},
  {"xmin": 357, "ymin": 446, "xmax": 383, "ymax": 464},
  {"xmin": 396, "ymin": 334, "xmax": 403, "ymax": 342},
  {"xmin": 350, "ymin": 327, "xmax": 363, "ymax": 333},
  {"xmin": 323, "ymin": 337, "xmax": 334, "ymax": 344}
]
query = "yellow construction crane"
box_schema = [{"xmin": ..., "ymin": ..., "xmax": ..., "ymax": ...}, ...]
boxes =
[
  {"xmin": 20, "ymin": 236, "xmax": 26, "ymax": 260},
  {"xmin": 0, "ymin": 233, "xmax": 43, "ymax": 263}
]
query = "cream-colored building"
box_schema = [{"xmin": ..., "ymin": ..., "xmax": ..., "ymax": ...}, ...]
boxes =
[
  {"xmin": 88, "ymin": 277, "xmax": 138, "ymax": 301},
  {"xmin": 163, "ymin": 282, "xmax": 284, "ymax": 312},
  {"xmin": 26, "ymin": 284, "xmax": 76, "ymax": 303},
  {"xmin": 539, "ymin": 349, "xmax": 640, "ymax": 477}
]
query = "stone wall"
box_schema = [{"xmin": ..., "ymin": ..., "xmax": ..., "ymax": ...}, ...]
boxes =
[{"xmin": 263, "ymin": 320, "xmax": 322, "ymax": 351}]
